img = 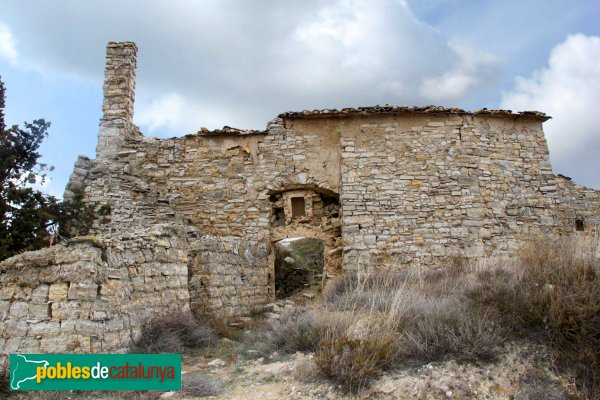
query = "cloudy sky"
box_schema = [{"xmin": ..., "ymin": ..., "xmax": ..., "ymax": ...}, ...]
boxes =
[{"xmin": 0, "ymin": 0, "xmax": 599, "ymax": 196}]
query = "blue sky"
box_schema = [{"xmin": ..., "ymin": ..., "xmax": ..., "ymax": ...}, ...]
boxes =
[{"xmin": 1, "ymin": 0, "xmax": 599, "ymax": 196}]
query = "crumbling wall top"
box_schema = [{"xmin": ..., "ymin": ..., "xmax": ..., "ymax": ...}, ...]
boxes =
[{"xmin": 187, "ymin": 125, "xmax": 267, "ymax": 137}]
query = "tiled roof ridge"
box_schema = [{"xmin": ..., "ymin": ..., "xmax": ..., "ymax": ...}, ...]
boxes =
[
  {"xmin": 190, "ymin": 105, "xmax": 550, "ymax": 136},
  {"xmin": 191, "ymin": 125, "xmax": 267, "ymax": 137},
  {"xmin": 278, "ymin": 104, "xmax": 550, "ymax": 121}
]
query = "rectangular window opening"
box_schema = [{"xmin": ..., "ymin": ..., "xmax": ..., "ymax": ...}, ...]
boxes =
[
  {"xmin": 291, "ymin": 197, "xmax": 306, "ymax": 218},
  {"xmin": 575, "ymin": 218, "xmax": 585, "ymax": 232}
]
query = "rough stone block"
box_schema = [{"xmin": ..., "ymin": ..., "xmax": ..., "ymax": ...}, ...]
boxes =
[
  {"xmin": 68, "ymin": 283, "xmax": 98, "ymax": 301},
  {"xmin": 9, "ymin": 302, "xmax": 29, "ymax": 319},
  {"xmin": 29, "ymin": 321, "xmax": 61, "ymax": 336},
  {"xmin": 48, "ymin": 282, "xmax": 69, "ymax": 302},
  {"xmin": 4, "ymin": 320, "xmax": 28, "ymax": 337},
  {"xmin": 40, "ymin": 337, "xmax": 68, "ymax": 353},
  {"xmin": 51, "ymin": 301, "xmax": 88, "ymax": 321},
  {"xmin": 17, "ymin": 337, "xmax": 41, "ymax": 353},
  {"xmin": 0, "ymin": 301, "xmax": 10, "ymax": 318},
  {"xmin": 0, "ymin": 286, "xmax": 15, "ymax": 301},
  {"xmin": 76, "ymin": 320, "xmax": 104, "ymax": 336},
  {"xmin": 3, "ymin": 337, "xmax": 22, "ymax": 353},
  {"xmin": 31, "ymin": 284, "xmax": 49, "ymax": 304},
  {"xmin": 28, "ymin": 304, "xmax": 50, "ymax": 320}
]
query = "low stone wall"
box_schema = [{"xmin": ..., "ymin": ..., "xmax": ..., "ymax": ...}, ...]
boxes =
[
  {"xmin": 0, "ymin": 224, "xmax": 192, "ymax": 371},
  {"xmin": 0, "ymin": 238, "xmax": 108, "ymax": 355}
]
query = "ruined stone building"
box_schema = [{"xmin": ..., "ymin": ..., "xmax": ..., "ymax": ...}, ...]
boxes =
[{"xmin": 1, "ymin": 42, "xmax": 599, "ymax": 355}]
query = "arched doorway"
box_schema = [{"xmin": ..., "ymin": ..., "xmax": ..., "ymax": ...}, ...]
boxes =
[{"xmin": 267, "ymin": 187, "xmax": 342, "ymax": 300}]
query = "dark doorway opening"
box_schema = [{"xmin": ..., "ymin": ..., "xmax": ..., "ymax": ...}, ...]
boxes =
[{"xmin": 274, "ymin": 237, "xmax": 324, "ymax": 299}]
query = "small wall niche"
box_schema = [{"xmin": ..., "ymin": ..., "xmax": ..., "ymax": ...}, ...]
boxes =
[
  {"xmin": 268, "ymin": 187, "xmax": 340, "ymax": 227},
  {"xmin": 575, "ymin": 218, "xmax": 585, "ymax": 232},
  {"xmin": 291, "ymin": 197, "xmax": 306, "ymax": 218}
]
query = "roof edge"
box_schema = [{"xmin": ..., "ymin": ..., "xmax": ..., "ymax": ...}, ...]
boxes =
[{"xmin": 278, "ymin": 105, "xmax": 551, "ymax": 121}]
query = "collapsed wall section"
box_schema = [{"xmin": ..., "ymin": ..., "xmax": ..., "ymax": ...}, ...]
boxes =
[
  {"xmin": 71, "ymin": 113, "xmax": 344, "ymax": 316},
  {"xmin": 555, "ymin": 176, "xmax": 600, "ymax": 234},
  {"xmin": 0, "ymin": 239, "xmax": 108, "ymax": 355}
]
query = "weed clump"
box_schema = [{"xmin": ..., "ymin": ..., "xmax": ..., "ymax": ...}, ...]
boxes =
[
  {"xmin": 243, "ymin": 308, "xmax": 334, "ymax": 356},
  {"xmin": 316, "ymin": 330, "xmax": 396, "ymax": 392},
  {"xmin": 394, "ymin": 300, "xmax": 503, "ymax": 363},
  {"xmin": 182, "ymin": 373, "xmax": 221, "ymax": 397},
  {"xmin": 132, "ymin": 311, "xmax": 216, "ymax": 353},
  {"xmin": 313, "ymin": 265, "xmax": 506, "ymax": 392}
]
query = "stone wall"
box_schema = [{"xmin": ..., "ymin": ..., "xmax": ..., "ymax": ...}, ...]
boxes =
[
  {"xmin": 337, "ymin": 113, "xmax": 563, "ymax": 270},
  {"xmin": 188, "ymin": 237, "xmax": 269, "ymax": 318},
  {"xmin": 555, "ymin": 176, "xmax": 600, "ymax": 234},
  {"xmin": 0, "ymin": 225, "xmax": 191, "ymax": 358}
]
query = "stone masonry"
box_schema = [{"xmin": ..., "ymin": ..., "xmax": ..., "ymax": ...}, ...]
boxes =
[{"xmin": 1, "ymin": 42, "xmax": 599, "ymax": 357}]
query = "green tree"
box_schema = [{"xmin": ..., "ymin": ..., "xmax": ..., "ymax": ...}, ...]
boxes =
[{"xmin": 0, "ymin": 76, "xmax": 95, "ymax": 261}]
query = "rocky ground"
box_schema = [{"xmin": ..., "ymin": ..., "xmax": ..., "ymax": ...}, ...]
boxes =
[
  {"xmin": 169, "ymin": 339, "xmax": 578, "ymax": 400},
  {"xmin": 173, "ymin": 294, "xmax": 581, "ymax": 399},
  {"xmin": 8, "ymin": 296, "xmax": 583, "ymax": 399},
  {"xmin": 7, "ymin": 340, "xmax": 581, "ymax": 400}
]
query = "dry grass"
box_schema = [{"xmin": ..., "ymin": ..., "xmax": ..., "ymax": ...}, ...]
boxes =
[
  {"xmin": 393, "ymin": 299, "xmax": 503, "ymax": 363},
  {"xmin": 253, "ymin": 236, "xmax": 599, "ymax": 395},
  {"xmin": 182, "ymin": 373, "xmax": 221, "ymax": 397},
  {"xmin": 309, "ymin": 261, "xmax": 506, "ymax": 392},
  {"xmin": 266, "ymin": 308, "xmax": 329, "ymax": 353},
  {"xmin": 243, "ymin": 307, "xmax": 337, "ymax": 356},
  {"xmin": 294, "ymin": 358, "xmax": 319, "ymax": 383},
  {"xmin": 132, "ymin": 311, "xmax": 216, "ymax": 353},
  {"xmin": 469, "ymin": 236, "xmax": 600, "ymax": 398},
  {"xmin": 316, "ymin": 329, "xmax": 397, "ymax": 392},
  {"xmin": 515, "ymin": 368, "xmax": 569, "ymax": 400}
]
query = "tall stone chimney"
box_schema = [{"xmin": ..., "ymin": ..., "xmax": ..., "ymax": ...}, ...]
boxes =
[{"xmin": 96, "ymin": 41, "xmax": 141, "ymax": 158}]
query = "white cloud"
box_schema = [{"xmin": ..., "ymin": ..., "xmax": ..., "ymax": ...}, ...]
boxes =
[
  {"xmin": 136, "ymin": 94, "xmax": 193, "ymax": 134},
  {"xmin": 135, "ymin": 92, "xmax": 265, "ymax": 134},
  {"xmin": 0, "ymin": 0, "xmax": 501, "ymax": 132},
  {"xmin": 419, "ymin": 43, "xmax": 498, "ymax": 102},
  {"xmin": 502, "ymin": 34, "xmax": 600, "ymax": 188},
  {"xmin": 0, "ymin": 23, "xmax": 17, "ymax": 63}
]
